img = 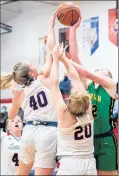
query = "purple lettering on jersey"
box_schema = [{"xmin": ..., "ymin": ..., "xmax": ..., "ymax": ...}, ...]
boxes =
[
  {"xmin": 74, "ymin": 123, "xmax": 92, "ymax": 140},
  {"xmin": 30, "ymin": 91, "xmax": 48, "ymax": 110}
]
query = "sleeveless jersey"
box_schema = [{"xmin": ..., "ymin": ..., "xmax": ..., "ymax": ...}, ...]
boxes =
[
  {"xmin": 22, "ymin": 78, "xmax": 57, "ymax": 122},
  {"xmin": 1, "ymin": 132, "xmax": 21, "ymax": 175},
  {"xmin": 87, "ymin": 82, "xmax": 115, "ymax": 135},
  {"xmin": 57, "ymin": 114, "xmax": 94, "ymax": 156}
]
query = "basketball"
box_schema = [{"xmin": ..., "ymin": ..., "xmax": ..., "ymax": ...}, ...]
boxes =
[{"xmin": 57, "ymin": 2, "xmax": 81, "ymax": 26}]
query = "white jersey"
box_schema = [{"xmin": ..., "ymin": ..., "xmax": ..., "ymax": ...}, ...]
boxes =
[
  {"xmin": 22, "ymin": 78, "xmax": 57, "ymax": 122},
  {"xmin": 57, "ymin": 114, "xmax": 94, "ymax": 156},
  {"xmin": 1, "ymin": 132, "xmax": 21, "ymax": 175}
]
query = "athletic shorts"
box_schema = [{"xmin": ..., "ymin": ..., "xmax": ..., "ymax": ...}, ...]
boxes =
[
  {"xmin": 19, "ymin": 124, "xmax": 57, "ymax": 168},
  {"xmin": 57, "ymin": 155, "xmax": 97, "ymax": 175},
  {"xmin": 94, "ymin": 134, "xmax": 118, "ymax": 171}
]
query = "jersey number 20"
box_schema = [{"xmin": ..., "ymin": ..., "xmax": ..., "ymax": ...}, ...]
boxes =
[
  {"xmin": 74, "ymin": 124, "xmax": 92, "ymax": 140},
  {"xmin": 12, "ymin": 153, "xmax": 19, "ymax": 166},
  {"xmin": 30, "ymin": 91, "xmax": 48, "ymax": 110}
]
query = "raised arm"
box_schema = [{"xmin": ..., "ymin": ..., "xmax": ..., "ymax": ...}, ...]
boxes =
[
  {"xmin": 50, "ymin": 44, "xmax": 66, "ymax": 114},
  {"xmin": 69, "ymin": 18, "xmax": 82, "ymax": 65},
  {"xmin": 39, "ymin": 13, "xmax": 57, "ymax": 78},
  {"xmin": 71, "ymin": 61, "xmax": 118, "ymax": 99},
  {"xmin": 69, "ymin": 19, "xmax": 89, "ymax": 88},
  {"xmin": 8, "ymin": 90, "xmax": 24, "ymax": 119},
  {"xmin": 61, "ymin": 52, "xmax": 85, "ymax": 93}
]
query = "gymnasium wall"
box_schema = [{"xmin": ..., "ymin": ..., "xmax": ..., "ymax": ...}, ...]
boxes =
[{"xmin": 1, "ymin": 1, "xmax": 117, "ymax": 99}]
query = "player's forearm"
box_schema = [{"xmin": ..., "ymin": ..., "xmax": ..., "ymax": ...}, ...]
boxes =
[
  {"xmin": 69, "ymin": 28, "xmax": 81, "ymax": 65},
  {"xmin": 41, "ymin": 26, "xmax": 55, "ymax": 77},
  {"xmin": 51, "ymin": 58, "xmax": 59, "ymax": 87},
  {"xmin": 8, "ymin": 106, "xmax": 19, "ymax": 120},
  {"xmin": 62, "ymin": 56, "xmax": 79, "ymax": 81},
  {"xmin": 72, "ymin": 61, "xmax": 116, "ymax": 89},
  {"xmin": 46, "ymin": 27, "xmax": 56, "ymax": 52}
]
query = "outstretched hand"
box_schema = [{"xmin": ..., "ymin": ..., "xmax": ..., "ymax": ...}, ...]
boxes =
[
  {"xmin": 52, "ymin": 43, "xmax": 68, "ymax": 61},
  {"xmin": 71, "ymin": 17, "xmax": 82, "ymax": 30},
  {"xmin": 48, "ymin": 11, "xmax": 57, "ymax": 29},
  {"xmin": 52, "ymin": 43, "xmax": 63, "ymax": 61}
]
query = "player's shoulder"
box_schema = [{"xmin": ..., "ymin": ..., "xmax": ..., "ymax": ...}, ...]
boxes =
[
  {"xmin": 23, "ymin": 79, "xmax": 41, "ymax": 96},
  {"xmin": 99, "ymin": 82, "xmax": 117, "ymax": 100},
  {"xmin": 87, "ymin": 80, "xmax": 93, "ymax": 90},
  {"xmin": 25, "ymin": 79, "xmax": 40, "ymax": 89}
]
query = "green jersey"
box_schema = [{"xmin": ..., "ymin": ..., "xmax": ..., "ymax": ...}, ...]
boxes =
[{"xmin": 88, "ymin": 82, "xmax": 115, "ymax": 135}]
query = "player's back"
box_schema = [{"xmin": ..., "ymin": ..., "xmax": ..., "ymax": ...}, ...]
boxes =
[
  {"xmin": 22, "ymin": 78, "xmax": 57, "ymax": 122},
  {"xmin": 57, "ymin": 113, "xmax": 94, "ymax": 156},
  {"xmin": 1, "ymin": 132, "xmax": 21, "ymax": 175}
]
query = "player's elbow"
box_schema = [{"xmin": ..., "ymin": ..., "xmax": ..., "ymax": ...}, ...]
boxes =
[{"xmin": 40, "ymin": 70, "xmax": 49, "ymax": 78}]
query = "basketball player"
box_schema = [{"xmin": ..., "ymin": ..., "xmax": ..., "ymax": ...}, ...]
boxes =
[
  {"xmin": 49, "ymin": 44, "xmax": 97, "ymax": 175},
  {"xmin": 1, "ymin": 13, "xmax": 57, "ymax": 176},
  {"xmin": 1, "ymin": 115, "xmax": 22, "ymax": 175},
  {"xmin": 69, "ymin": 21, "xmax": 118, "ymax": 175}
]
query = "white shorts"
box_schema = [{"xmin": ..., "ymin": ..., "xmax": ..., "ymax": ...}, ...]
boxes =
[
  {"xmin": 57, "ymin": 156, "xmax": 97, "ymax": 175},
  {"xmin": 19, "ymin": 124, "xmax": 57, "ymax": 168}
]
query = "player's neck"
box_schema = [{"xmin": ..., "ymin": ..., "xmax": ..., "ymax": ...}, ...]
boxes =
[
  {"xmin": 94, "ymin": 83, "xmax": 99, "ymax": 88},
  {"xmin": 10, "ymin": 131, "xmax": 21, "ymax": 138}
]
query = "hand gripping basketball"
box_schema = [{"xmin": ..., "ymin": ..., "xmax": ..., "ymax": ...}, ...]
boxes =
[{"xmin": 56, "ymin": 2, "xmax": 81, "ymax": 26}]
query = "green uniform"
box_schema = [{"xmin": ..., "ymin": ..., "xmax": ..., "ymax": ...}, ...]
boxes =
[{"xmin": 88, "ymin": 82, "xmax": 118, "ymax": 171}]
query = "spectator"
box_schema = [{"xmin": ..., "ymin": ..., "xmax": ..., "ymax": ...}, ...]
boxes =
[
  {"xmin": 0, "ymin": 106, "xmax": 8, "ymax": 132},
  {"xmin": 1, "ymin": 106, "xmax": 7, "ymax": 113}
]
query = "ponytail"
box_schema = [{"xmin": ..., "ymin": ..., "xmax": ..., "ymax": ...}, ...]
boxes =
[
  {"xmin": 0, "ymin": 73, "xmax": 14, "ymax": 89},
  {"xmin": 1, "ymin": 61, "xmax": 34, "ymax": 89}
]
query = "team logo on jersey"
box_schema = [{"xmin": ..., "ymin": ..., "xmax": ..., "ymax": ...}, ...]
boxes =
[{"xmin": 9, "ymin": 143, "xmax": 20, "ymax": 150}]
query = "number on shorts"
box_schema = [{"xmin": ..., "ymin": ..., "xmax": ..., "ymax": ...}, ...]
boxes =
[
  {"xmin": 92, "ymin": 104, "xmax": 97, "ymax": 118},
  {"xmin": 74, "ymin": 124, "xmax": 92, "ymax": 140},
  {"xmin": 12, "ymin": 153, "xmax": 19, "ymax": 166},
  {"xmin": 30, "ymin": 91, "xmax": 48, "ymax": 110}
]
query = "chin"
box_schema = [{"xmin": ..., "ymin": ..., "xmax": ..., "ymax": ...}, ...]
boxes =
[{"xmin": 14, "ymin": 128, "xmax": 21, "ymax": 131}]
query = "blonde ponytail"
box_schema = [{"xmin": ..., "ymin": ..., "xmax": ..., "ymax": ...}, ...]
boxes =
[
  {"xmin": 0, "ymin": 73, "xmax": 14, "ymax": 89},
  {"xmin": 1, "ymin": 61, "xmax": 35, "ymax": 90}
]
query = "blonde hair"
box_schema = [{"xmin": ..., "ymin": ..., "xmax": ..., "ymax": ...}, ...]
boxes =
[
  {"xmin": 0, "ymin": 62, "xmax": 34, "ymax": 89},
  {"xmin": 5, "ymin": 118, "xmax": 9, "ymax": 132},
  {"xmin": 94, "ymin": 68, "xmax": 113, "ymax": 79},
  {"xmin": 67, "ymin": 91, "xmax": 90, "ymax": 117},
  {"xmin": 106, "ymin": 69, "xmax": 112, "ymax": 79}
]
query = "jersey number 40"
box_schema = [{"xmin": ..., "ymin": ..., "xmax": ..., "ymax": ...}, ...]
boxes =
[
  {"xmin": 74, "ymin": 124, "xmax": 92, "ymax": 140},
  {"xmin": 30, "ymin": 91, "xmax": 48, "ymax": 110}
]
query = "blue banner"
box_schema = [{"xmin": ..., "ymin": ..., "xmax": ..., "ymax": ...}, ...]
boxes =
[
  {"xmin": 90, "ymin": 17, "xmax": 99, "ymax": 55},
  {"xmin": 82, "ymin": 17, "xmax": 99, "ymax": 55}
]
